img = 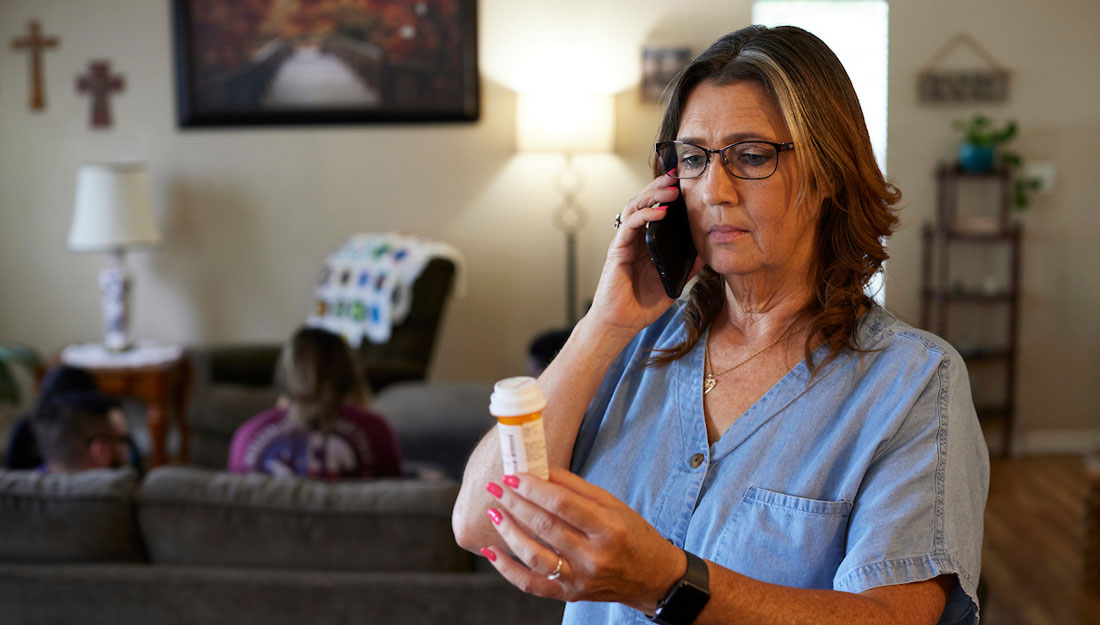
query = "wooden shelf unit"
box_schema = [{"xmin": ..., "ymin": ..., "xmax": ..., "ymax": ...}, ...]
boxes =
[{"xmin": 920, "ymin": 167, "xmax": 1022, "ymax": 456}]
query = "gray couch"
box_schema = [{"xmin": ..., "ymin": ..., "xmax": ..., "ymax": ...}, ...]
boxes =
[{"xmin": 0, "ymin": 466, "xmax": 564, "ymax": 625}]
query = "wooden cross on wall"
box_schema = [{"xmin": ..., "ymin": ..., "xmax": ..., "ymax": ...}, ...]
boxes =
[
  {"xmin": 10, "ymin": 20, "xmax": 60, "ymax": 111},
  {"xmin": 77, "ymin": 61, "xmax": 125, "ymax": 128}
]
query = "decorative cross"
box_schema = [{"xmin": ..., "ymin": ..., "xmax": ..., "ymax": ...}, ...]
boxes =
[
  {"xmin": 10, "ymin": 20, "xmax": 60, "ymax": 110},
  {"xmin": 77, "ymin": 61, "xmax": 125, "ymax": 128}
]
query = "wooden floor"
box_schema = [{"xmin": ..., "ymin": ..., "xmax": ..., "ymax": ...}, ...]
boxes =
[{"xmin": 981, "ymin": 454, "xmax": 1100, "ymax": 625}]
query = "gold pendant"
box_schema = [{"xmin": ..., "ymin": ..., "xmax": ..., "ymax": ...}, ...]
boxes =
[{"xmin": 703, "ymin": 376, "xmax": 716, "ymax": 395}]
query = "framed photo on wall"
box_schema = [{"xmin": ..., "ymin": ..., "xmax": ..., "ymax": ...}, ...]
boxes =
[
  {"xmin": 641, "ymin": 45, "xmax": 692, "ymax": 103},
  {"xmin": 171, "ymin": 0, "xmax": 478, "ymax": 127}
]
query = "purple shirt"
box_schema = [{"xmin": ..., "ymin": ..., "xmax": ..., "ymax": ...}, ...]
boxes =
[{"xmin": 228, "ymin": 404, "xmax": 403, "ymax": 479}]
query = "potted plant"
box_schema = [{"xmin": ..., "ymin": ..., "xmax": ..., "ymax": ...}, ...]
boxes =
[
  {"xmin": 953, "ymin": 113, "xmax": 1016, "ymax": 173},
  {"xmin": 953, "ymin": 113, "xmax": 1042, "ymax": 209},
  {"xmin": 0, "ymin": 343, "xmax": 43, "ymax": 407},
  {"xmin": 998, "ymin": 151, "xmax": 1044, "ymax": 210}
]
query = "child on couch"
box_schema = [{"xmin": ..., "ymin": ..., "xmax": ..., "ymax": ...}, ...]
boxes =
[{"xmin": 228, "ymin": 326, "xmax": 403, "ymax": 480}]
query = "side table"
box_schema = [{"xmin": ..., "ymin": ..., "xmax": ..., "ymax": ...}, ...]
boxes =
[{"xmin": 60, "ymin": 342, "xmax": 191, "ymax": 467}]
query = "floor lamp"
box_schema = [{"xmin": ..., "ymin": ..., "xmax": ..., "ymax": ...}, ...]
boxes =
[
  {"xmin": 67, "ymin": 162, "xmax": 161, "ymax": 352},
  {"xmin": 515, "ymin": 93, "xmax": 615, "ymax": 325}
]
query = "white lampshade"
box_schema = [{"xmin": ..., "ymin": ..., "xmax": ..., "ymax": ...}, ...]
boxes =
[
  {"xmin": 68, "ymin": 162, "xmax": 161, "ymax": 252},
  {"xmin": 515, "ymin": 93, "xmax": 615, "ymax": 154}
]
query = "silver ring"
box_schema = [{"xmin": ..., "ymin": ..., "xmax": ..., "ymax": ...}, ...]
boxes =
[
  {"xmin": 546, "ymin": 556, "xmax": 563, "ymax": 581},
  {"xmin": 613, "ymin": 213, "xmax": 622, "ymax": 230}
]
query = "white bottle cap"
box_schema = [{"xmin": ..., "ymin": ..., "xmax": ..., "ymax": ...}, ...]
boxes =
[{"xmin": 489, "ymin": 376, "xmax": 547, "ymax": 417}]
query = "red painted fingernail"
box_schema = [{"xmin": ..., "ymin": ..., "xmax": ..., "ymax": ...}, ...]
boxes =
[
  {"xmin": 487, "ymin": 508, "xmax": 503, "ymax": 525},
  {"xmin": 486, "ymin": 482, "xmax": 503, "ymax": 499},
  {"xmin": 653, "ymin": 205, "xmax": 668, "ymax": 211},
  {"xmin": 480, "ymin": 547, "xmax": 497, "ymax": 562},
  {"xmin": 665, "ymin": 186, "xmax": 677, "ymax": 191},
  {"xmin": 502, "ymin": 475, "xmax": 520, "ymax": 488},
  {"xmin": 666, "ymin": 168, "xmax": 676, "ymax": 175}
]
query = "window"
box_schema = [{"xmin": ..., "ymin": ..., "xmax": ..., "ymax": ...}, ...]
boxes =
[{"xmin": 753, "ymin": 0, "xmax": 889, "ymax": 303}]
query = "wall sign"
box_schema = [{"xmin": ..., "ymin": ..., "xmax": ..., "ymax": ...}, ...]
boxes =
[
  {"xmin": 919, "ymin": 70, "xmax": 1009, "ymax": 103},
  {"xmin": 918, "ymin": 33, "xmax": 1011, "ymax": 104}
]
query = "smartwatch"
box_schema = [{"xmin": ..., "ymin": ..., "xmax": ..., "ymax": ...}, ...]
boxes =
[{"xmin": 648, "ymin": 549, "xmax": 710, "ymax": 625}]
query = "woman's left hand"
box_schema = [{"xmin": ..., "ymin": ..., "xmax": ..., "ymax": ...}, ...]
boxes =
[{"xmin": 481, "ymin": 469, "xmax": 685, "ymax": 612}]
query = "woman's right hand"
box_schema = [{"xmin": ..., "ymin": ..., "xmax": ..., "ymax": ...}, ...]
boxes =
[{"xmin": 585, "ymin": 171, "xmax": 700, "ymax": 337}]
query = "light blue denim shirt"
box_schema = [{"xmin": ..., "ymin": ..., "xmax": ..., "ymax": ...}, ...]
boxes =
[{"xmin": 564, "ymin": 304, "xmax": 989, "ymax": 625}]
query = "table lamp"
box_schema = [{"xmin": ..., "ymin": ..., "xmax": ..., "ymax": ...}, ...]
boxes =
[
  {"xmin": 516, "ymin": 93, "xmax": 615, "ymax": 324},
  {"xmin": 67, "ymin": 162, "xmax": 161, "ymax": 352}
]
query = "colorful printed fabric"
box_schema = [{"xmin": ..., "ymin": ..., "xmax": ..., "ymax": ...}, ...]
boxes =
[
  {"xmin": 227, "ymin": 404, "xmax": 403, "ymax": 480},
  {"xmin": 307, "ymin": 232, "xmax": 463, "ymax": 346}
]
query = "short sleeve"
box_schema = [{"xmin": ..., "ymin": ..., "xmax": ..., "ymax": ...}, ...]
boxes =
[
  {"xmin": 227, "ymin": 416, "xmax": 258, "ymax": 473},
  {"xmin": 570, "ymin": 342, "xmax": 632, "ymax": 474},
  {"xmin": 569, "ymin": 305, "xmax": 683, "ymax": 473},
  {"xmin": 834, "ymin": 347, "xmax": 989, "ymax": 625}
]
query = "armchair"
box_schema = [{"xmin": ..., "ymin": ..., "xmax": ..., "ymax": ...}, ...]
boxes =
[{"xmin": 187, "ymin": 257, "xmax": 456, "ymax": 469}]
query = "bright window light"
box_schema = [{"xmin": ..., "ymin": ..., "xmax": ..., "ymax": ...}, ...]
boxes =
[{"xmin": 752, "ymin": 0, "xmax": 889, "ymax": 304}]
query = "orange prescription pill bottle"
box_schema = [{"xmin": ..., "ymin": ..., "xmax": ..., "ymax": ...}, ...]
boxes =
[{"xmin": 489, "ymin": 376, "xmax": 549, "ymax": 479}]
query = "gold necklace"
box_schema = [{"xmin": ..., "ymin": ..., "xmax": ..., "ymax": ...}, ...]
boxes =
[{"xmin": 703, "ymin": 328, "xmax": 791, "ymax": 395}]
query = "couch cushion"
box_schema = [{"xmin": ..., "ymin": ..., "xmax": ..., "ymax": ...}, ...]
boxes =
[
  {"xmin": 138, "ymin": 467, "xmax": 470, "ymax": 572},
  {"xmin": 0, "ymin": 564, "xmax": 566, "ymax": 625},
  {"xmin": 374, "ymin": 380, "xmax": 495, "ymax": 479},
  {"xmin": 0, "ymin": 468, "xmax": 144, "ymax": 562},
  {"xmin": 188, "ymin": 384, "xmax": 278, "ymax": 435},
  {"xmin": 187, "ymin": 383, "xmax": 279, "ymax": 470}
]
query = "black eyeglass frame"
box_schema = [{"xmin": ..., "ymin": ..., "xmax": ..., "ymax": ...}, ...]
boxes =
[{"xmin": 655, "ymin": 140, "xmax": 795, "ymax": 180}]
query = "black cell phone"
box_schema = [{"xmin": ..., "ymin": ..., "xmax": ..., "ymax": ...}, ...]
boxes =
[{"xmin": 645, "ymin": 188, "xmax": 698, "ymax": 299}]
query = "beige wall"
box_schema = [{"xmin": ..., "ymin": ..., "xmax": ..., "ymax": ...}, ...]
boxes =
[
  {"xmin": 1, "ymin": 0, "xmax": 1096, "ymax": 449},
  {"xmin": 887, "ymin": 0, "xmax": 1100, "ymax": 448}
]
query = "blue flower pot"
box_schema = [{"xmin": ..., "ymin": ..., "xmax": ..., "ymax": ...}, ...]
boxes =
[{"xmin": 959, "ymin": 143, "xmax": 995, "ymax": 172}]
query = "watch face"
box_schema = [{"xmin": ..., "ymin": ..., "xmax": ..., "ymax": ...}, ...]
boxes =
[{"xmin": 653, "ymin": 551, "xmax": 710, "ymax": 625}]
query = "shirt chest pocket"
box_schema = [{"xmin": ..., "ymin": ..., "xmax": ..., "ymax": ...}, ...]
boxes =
[{"xmin": 714, "ymin": 487, "xmax": 852, "ymax": 590}]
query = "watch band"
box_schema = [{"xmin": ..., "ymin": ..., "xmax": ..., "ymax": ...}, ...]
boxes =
[{"xmin": 649, "ymin": 549, "xmax": 711, "ymax": 625}]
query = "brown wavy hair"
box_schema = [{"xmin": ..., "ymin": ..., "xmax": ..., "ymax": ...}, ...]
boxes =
[{"xmin": 650, "ymin": 25, "xmax": 900, "ymax": 373}]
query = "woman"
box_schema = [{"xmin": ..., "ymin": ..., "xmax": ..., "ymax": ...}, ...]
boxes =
[
  {"xmin": 228, "ymin": 326, "xmax": 403, "ymax": 479},
  {"xmin": 453, "ymin": 25, "xmax": 988, "ymax": 625}
]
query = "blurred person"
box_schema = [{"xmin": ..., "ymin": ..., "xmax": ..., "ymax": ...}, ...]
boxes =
[
  {"xmin": 33, "ymin": 390, "xmax": 133, "ymax": 473},
  {"xmin": 228, "ymin": 326, "xmax": 403, "ymax": 479},
  {"xmin": 526, "ymin": 328, "xmax": 572, "ymax": 378},
  {"xmin": 5, "ymin": 365, "xmax": 99, "ymax": 469}
]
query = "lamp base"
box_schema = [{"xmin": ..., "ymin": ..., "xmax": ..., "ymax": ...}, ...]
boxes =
[
  {"xmin": 552, "ymin": 153, "xmax": 588, "ymax": 326},
  {"xmin": 99, "ymin": 251, "xmax": 132, "ymax": 353}
]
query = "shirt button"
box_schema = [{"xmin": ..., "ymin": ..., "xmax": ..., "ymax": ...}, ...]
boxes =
[{"xmin": 689, "ymin": 453, "xmax": 705, "ymax": 469}]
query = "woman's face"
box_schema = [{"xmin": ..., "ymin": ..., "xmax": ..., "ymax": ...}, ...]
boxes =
[{"xmin": 677, "ymin": 80, "xmax": 819, "ymax": 283}]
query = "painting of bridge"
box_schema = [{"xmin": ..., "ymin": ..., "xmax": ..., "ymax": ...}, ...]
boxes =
[{"xmin": 172, "ymin": 0, "xmax": 478, "ymax": 126}]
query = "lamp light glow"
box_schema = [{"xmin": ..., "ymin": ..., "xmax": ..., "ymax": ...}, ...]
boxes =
[{"xmin": 515, "ymin": 93, "xmax": 614, "ymax": 154}]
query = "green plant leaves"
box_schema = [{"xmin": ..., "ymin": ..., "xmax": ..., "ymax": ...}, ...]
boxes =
[
  {"xmin": 954, "ymin": 113, "xmax": 1017, "ymax": 147},
  {"xmin": 955, "ymin": 114, "xmax": 1040, "ymax": 210},
  {"xmin": 0, "ymin": 363, "xmax": 18, "ymax": 405},
  {"xmin": 999, "ymin": 151, "xmax": 1022, "ymax": 168},
  {"xmin": 1013, "ymin": 177, "xmax": 1043, "ymax": 210},
  {"xmin": 0, "ymin": 343, "xmax": 44, "ymax": 406}
]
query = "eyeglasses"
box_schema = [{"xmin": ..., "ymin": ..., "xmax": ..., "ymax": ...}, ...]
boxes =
[{"xmin": 655, "ymin": 140, "xmax": 795, "ymax": 180}]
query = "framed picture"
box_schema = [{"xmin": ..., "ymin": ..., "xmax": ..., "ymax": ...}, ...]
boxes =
[
  {"xmin": 641, "ymin": 45, "xmax": 692, "ymax": 103},
  {"xmin": 171, "ymin": 0, "xmax": 478, "ymax": 127}
]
